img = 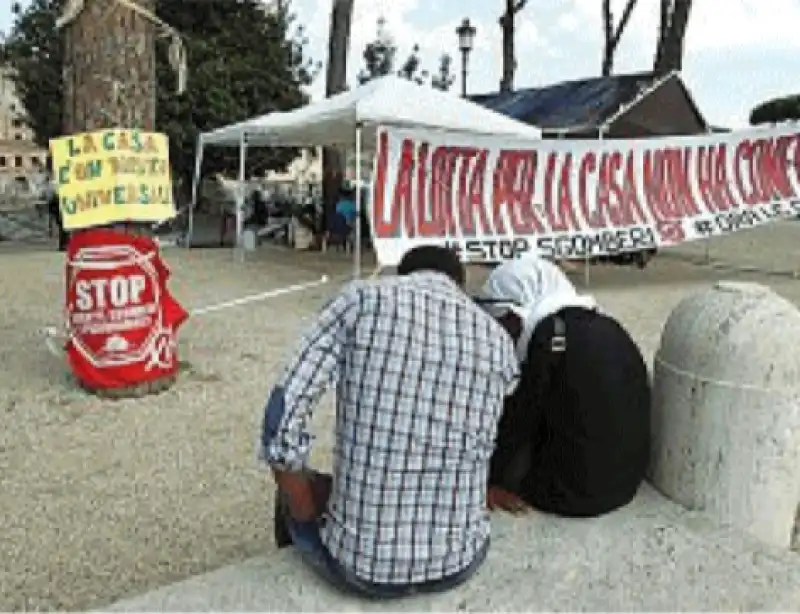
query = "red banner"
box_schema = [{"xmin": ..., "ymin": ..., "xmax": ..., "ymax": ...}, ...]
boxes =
[{"xmin": 65, "ymin": 229, "xmax": 188, "ymax": 390}]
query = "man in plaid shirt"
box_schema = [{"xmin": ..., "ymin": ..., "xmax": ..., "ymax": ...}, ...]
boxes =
[{"xmin": 259, "ymin": 246, "xmax": 519, "ymax": 598}]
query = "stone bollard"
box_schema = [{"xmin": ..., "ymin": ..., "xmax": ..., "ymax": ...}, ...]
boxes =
[{"xmin": 649, "ymin": 281, "xmax": 800, "ymax": 550}]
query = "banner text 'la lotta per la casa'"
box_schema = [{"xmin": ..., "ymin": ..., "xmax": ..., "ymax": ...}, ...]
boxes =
[
  {"xmin": 50, "ymin": 130, "xmax": 175, "ymax": 230},
  {"xmin": 369, "ymin": 126, "xmax": 800, "ymax": 263}
]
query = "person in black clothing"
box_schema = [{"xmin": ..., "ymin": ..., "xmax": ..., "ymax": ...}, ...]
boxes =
[
  {"xmin": 42, "ymin": 157, "xmax": 69, "ymax": 251},
  {"xmin": 479, "ymin": 254, "xmax": 650, "ymax": 517}
]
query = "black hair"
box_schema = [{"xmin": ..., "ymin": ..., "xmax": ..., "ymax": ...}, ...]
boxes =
[{"xmin": 396, "ymin": 245, "xmax": 465, "ymax": 287}]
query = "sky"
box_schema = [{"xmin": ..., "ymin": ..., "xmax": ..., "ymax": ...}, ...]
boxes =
[{"xmin": 2, "ymin": 0, "xmax": 800, "ymax": 129}]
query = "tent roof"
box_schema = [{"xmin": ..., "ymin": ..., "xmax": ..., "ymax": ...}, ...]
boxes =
[{"xmin": 201, "ymin": 76, "xmax": 542, "ymax": 147}]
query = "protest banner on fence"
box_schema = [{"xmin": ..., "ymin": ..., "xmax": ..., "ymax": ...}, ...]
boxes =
[
  {"xmin": 369, "ymin": 125, "xmax": 800, "ymax": 265},
  {"xmin": 50, "ymin": 129, "xmax": 176, "ymax": 230}
]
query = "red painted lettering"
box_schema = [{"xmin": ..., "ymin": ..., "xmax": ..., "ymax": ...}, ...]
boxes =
[
  {"xmin": 491, "ymin": 150, "xmax": 544, "ymax": 235},
  {"xmin": 370, "ymin": 131, "xmax": 395, "ymax": 238},
  {"xmin": 733, "ymin": 139, "xmax": 759, "ymax": 206},
  {"xmin": 753, "ymin": 137, "xmax": 795, "ymax": 201},
  {"xmin": 429, "ymin": 146, "xmax": 459, "ymax": 236},
  {"xmin": 696, "ymin": 144, "xmax": 735, "ymax": 212},
  {"xmin": 643, "ymin": 149, "xmax": 672, "ymax": 221},
  {"xmin": 596, "ymin": 151, "xmax": 646, "ymax": 228},
  {"xmin": 577, "ymin": 152, "xmax": 604, "ymax": 229},
  {"xmin": 544, "ymin": 153, "xmax": 579, "ymax": 232},
  {"xmin": 415, "ymin": 141, "xmax": 439, "ymax": 237},
  {"xmin": 621, "ymin": 151, "xmax": 647, "ymax": 225},
  {"xmin": 666, "ymin": 147, "xmax": 700, "ymax": 217},
  {"xmin": 458, "ymin": 149, "xmax": 490, "ymax": 236}
]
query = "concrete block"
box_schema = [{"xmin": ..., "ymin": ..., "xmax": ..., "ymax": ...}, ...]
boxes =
[
  {"xmin": 650, "ymin": 280, "xmax": 800, "ymax": 549},
  {"xmin": 102, "ymin": 486, "xmax": 800, "ymax": 611}
]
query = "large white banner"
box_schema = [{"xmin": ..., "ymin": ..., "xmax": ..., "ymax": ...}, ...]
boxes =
[{"xmin": 368, "ymin": 125, "xmax": 800, "ymax": 265}]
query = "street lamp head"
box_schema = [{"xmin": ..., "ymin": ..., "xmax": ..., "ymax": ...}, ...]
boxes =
[{"xmin": 456, "ymin": 17, "xmax": 476, "ymax": 53}]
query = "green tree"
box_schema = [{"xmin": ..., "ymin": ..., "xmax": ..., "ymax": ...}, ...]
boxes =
[
  {"xmin": 357, "ymin": 18, "xmax": 453, "ymax": 91},
  {"xmin": 750, "ymin": 96, "xmax": 800, "ymax": 125},
  {"xmin": 1, "ymin": 0, "xmax": 65, "ymax": 147},
  {"xmin": 154, "ymin": 0, "xmax": 318, "ymax": 184},
  {"xmin": 1, "ymin": 0, "xmax": 318, "ymax": 184},
  {"xmin": 357, "ymin": 17, "xmax": 395, "ymax": 84},
  {"xmin": 431, "ymin": 54, "xmax": 455, "ymax": 91}
]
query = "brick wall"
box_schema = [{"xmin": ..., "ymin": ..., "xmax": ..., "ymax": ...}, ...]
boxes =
[{"xmin": 62, "ymin": 0, "xmax": 156, "ymax": 133}]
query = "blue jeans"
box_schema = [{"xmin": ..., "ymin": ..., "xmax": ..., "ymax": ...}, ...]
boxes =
[{"xmin": 279, "ymin": 491, "xmax": 489, "ymax": 599}]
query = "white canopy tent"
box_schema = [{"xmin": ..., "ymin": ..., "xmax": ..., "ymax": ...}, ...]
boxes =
[{"xmin": 190, "ymin": 75, "xmax": 542, "ymax": 275}]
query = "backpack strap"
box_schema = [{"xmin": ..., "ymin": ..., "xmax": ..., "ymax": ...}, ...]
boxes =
[{"xmin": 530, "ymin": 312, "xmax": 568, "ymax": 413}]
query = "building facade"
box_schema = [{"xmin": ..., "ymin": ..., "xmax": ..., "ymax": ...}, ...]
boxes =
[{"xmin": 0, "ymin": 66, "xmax": 49, "ymax": 191}]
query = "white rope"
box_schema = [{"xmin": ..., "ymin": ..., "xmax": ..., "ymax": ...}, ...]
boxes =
[
  {"xmin": 42, "ymin": 274, "xmax": 330, "ymax": 359},
  {"xmin": 653, "ymin": 353, "xmax": 797, "ymax": 395},
  {"xmin": 190, "ymin": 275, "xmax": 328, "ymax": 315}
]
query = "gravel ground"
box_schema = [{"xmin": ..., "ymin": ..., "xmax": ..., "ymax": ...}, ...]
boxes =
[{"xmin": 1, "ymin": 223, "xmax": 799, "ymax": 611}]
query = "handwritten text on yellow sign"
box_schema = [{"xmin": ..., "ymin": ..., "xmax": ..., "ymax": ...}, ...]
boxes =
[{"xmin": 50, "ymin": 130, "xmax": 175, "ymax": 230}]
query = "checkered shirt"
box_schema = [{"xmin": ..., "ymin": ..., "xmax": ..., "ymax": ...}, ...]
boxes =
[{"xmin": 260, "ymin": 271, "xmax": 519, "ymax": 585}]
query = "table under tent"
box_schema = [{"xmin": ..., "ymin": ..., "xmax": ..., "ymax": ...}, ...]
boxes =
[{"xmin": 188, "ymin": 75, "xmax": 543, "ymax": 277}]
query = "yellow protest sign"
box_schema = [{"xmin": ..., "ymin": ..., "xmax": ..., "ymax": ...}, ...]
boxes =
[{"xmin": 49, "ymin": 130, "xmax": 176, "ymax": 230}]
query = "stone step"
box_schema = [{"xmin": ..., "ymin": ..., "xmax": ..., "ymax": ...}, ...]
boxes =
[{"xmin": 103, "ymin": 485, "xmax": 800, "ymax": 611}]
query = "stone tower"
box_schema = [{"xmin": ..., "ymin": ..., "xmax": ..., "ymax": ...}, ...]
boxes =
[{"xmin": 60, "ymin": 0, "xmax": 156, "ymax": 133}]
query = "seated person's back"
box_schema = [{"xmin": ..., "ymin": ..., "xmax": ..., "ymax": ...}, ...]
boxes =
[
  {"xmin": 481, "ymin": 255, "xmax": 650, "ymax": 517},
  {"xmin": 513, "ymin": 307, "xmax": 649, "ymax": 516},
  {"xmin": 325, "ymin": 274, "xmax": 515, "ymax": 581},
  {"xmin": 261, "ymin": 246, "xmax": 519, "ymax": 594}
]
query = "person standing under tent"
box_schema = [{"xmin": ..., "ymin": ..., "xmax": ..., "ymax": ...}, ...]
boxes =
[
  {"xmin": 261, "ymin": 245, "xmax": 519, "ymax": 599},
  {"xmin": 478, "ymin": 254, "xmax": 651, "ymax": 517},
  {"xmin": 42, "ymin": 157, "xmax": 69, "ymax": 251}
]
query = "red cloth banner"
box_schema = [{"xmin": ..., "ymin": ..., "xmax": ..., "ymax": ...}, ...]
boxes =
[
  {"xmin": 65, "ymin": 229, "xmax": 188, "ymax": 390},
  {"xmin": 369, "ymin": 126, "xmax": 800, "ymax": 264}
]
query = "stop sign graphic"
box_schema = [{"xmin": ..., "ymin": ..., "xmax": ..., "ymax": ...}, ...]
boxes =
[{"xmin": 66, "ymin": 243, "xmax": 164, "ymax": 369}]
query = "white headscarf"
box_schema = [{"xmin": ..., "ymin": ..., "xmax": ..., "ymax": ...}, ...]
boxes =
[{"xmin": 481, "ymin": 254, "xmax": 597, "ymax": 362}]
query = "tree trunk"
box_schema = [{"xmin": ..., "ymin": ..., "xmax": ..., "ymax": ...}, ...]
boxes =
[
  {"xmin": 601, "ymin": 0, "xmax": 638, "ymax": 77},
  {"xmin": 321, "ymin": 0, "xmax": 354, "ymax": 235},
  {"xmin": 499, "ymin": 0, "xmax": 515, "ymax": 92},
  {"xmin": 601, "ymin": 0, "xmax": 613, "ymax": 76},
  {"xmin": 62, "ymin": 0, "xmax": 175, "ymax": 398},
  {"xmin": 653, "ymin": 0, "xmax": 692, "ymax": 75},
  {"xmin": 499, "ymin": 0, "xmax": 527, "ymax": 92},
  {"xmin": 62, "ymin": 0, "xmax": 156, "ymax": 133}
]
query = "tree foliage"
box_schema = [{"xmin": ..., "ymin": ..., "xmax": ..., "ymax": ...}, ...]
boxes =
[
  {"xmin": 431, "ymin": 54, "xmax": 456, "ymax": 92},
  {"xmin": 749, "ymin": 96, "xmax": 800, "ymax": 126},
  {"xmin": 357, "ymin": 18, "xmax": 395, "ymax": 84},
  {"xmin": 1, "ymin": 0, "xmax": 65, "ymax": 148},
  {"xmin": 358, "ymin": 17, "xmax": 454, "ymax": 90},
  {"xmin": 1, "ymin": 0, "xmax": 318, "ymax": 184}
]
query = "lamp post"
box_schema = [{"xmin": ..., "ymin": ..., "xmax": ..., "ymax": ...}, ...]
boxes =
[{"xmin": 455, "ymin": 17, "xmax": 476, "ymax": 98}]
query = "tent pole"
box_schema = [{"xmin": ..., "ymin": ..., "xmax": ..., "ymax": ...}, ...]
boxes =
[
  {"xmin": 187, "ymin": 135, "xmax": 204, "ymax": 249},
  {"xmin": 354, "ymin": 123, "xmax": 363, "ymax": 279},
  {"xmin": 703, "ymin": 126, "xmax": 713, "ymax": 264},
  {"xmin": 583, "ymin": 130, "xmax": 595, "ymax": 288},
  {"xmin": 236, "ymin": 135, "xmax": 247, "ymax": 261}
]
